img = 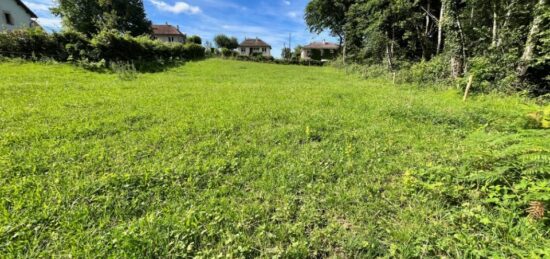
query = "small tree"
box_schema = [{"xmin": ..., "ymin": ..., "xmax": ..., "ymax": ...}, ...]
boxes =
[
  {"xmin": 214, "ymin": 34, "xmax": 239, "ymax": 50},
  {"xmin": 52, "ymin": 0, "xmax": 152, "ymax": 36},
  {"xmin": 293, "ymin": 45, "xmax": 303, "ymax": 60},
  {"xmin": 281, "ymin": 47, "xmax": 291, "ymax": 59},
  {"xmin": 187, "ymin": 35, "xmax": 202, "ymax": 45}
]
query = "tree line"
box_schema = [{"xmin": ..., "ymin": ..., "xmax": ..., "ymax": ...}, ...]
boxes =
[{"xmin": 305, "ymin": 0, "xmax": 549, "ymax": 94}]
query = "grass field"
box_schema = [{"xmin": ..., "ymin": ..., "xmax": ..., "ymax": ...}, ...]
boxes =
[{"xmin": 1, "ymin": 59, "xmax": 548, "ymax": 257}]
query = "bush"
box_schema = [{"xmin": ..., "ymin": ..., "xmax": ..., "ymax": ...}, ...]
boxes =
[
  {"xmin": 407, "ymin": 55, "xmax": 450, "ymax": 85},
  {"xmin": 187, "ymin": 35, "xmax": 202, "ymax": 45},
  {"xmin": 53, "ymin": 30, "xmax": 93, "ymax": 61},
  {"xmin": 184, "ymin": 43, "xmax": 206, "ymax": 59},
  {"xmin": 0, "ymin": 28, "xmax": 205, "ymax": 66},
  {"xmin": 0, "ymin": 28, "xmax": 59, "ymax": 60},
  {"xmin": 220, "ymin": 48, "xmax": 235, "ymax": 57},
  {"xmin": 230, "ymin": 55, "xmax": 324, "ymax": 66},
  {"xmin": 462, "ymin": 55, "xmax": 521, "ymax": 93}
]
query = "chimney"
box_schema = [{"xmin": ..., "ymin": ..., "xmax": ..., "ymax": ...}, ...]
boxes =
[
  {"xmin": 165, "ymin": 21, "xmax": 168, "ymax": 25},
  {"xmin": 177, "ymin": 25, "xmax": 179, "ymax": 30}
]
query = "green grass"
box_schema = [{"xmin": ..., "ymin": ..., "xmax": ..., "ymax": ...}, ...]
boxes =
[{"xmin": 1, "ymin": 59, "xmax": 548, "ymax": 257}]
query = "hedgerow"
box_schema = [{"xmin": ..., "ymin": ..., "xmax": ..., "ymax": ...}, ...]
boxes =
[{"xmin": 0, "ymin": 28, "xmax": 205, "ymax": 65}]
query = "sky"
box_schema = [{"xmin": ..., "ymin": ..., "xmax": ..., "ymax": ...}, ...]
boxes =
[{"xmin": 22, "ymin": 0, "xmax": 337, "ymax": 58}]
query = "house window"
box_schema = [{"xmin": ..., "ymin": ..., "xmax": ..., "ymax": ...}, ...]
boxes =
[
  {"xmin": 4, "ymin": 12, "xmax": 13, "ymax": 25},
  {"xmin": 241, "ymin": 48, "xmax": 246, "ymax": 53},
  {"xmin": 168, "ymin": 37, "xmax": 174, "ymax": 42},
  {"xmin": 262, "ymin": 48, "xmax": 266, "ymax": 52}
]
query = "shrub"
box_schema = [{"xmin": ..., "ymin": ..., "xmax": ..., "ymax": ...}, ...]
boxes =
[
  {"xmin": 462, "ymin": 55, "xmax": 521, "ymax": 93},
  {"xmin": 0, "ymin": 28, "xmax": 205, "ymax": 65},
  {"xmin": 187, "ymin": 35, "xmax": 202, "ymax": 45},
  {"xmin": 407, "ymin": 55, "xmax": 450, "ymax": 85},
  {"xmin": 220, "ymin": 48, "xmax": 235, "ymax": 57},
  {"xmin": 0, "ymin": 28, "xmax": 59, "ymax": 60},
  {"xmin": 184, "ymin": 43, "xmax": 206, "ymax": 59},
  {"xmin": 53, "ymin": 30, "xmax": 93, "ymax": 61}
]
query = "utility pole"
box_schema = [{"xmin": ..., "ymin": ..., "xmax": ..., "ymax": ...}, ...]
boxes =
[{"xmin": 288, "ymin": 33, "xmax": 292, "ymax": 60}]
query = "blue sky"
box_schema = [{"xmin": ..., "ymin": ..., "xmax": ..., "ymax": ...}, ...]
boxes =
[{"xmin": 22, "ymin": 0, "xmax": 337, "ymax": 58}]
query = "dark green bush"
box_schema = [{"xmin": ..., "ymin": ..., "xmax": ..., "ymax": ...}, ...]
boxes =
[
  {"xmin": 220, "ymin": 48, "xmax": 235, "ymax": 57},
  {"xmin": 0, "ymin": 28, "xmax": 59, "ymax": 60},
  {"xmin": 53, "ymin": 30, "xmax": 93, "ymax": 61},
  {"xmin": 184, "ymin": 43, "xmax": 206, "ymax": 59},
  {"xmin": 187, "ymin": 35, "xmax": 202, "ymax": 45},
  {"xmin": 461, "ymin": 55, "xmax": 521, "ymax": 93},
  {"xmin": 230, "ymin": 55, "xmax": 324, "ymax": 66},
  {"xmin": 0, "ymin": 28, "xmax": 205, "ymax": 65}
]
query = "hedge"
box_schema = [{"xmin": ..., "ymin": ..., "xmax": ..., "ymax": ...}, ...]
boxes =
[
  {"xmin": 231, "ymin": 55, "xmax": 325, "ymax": 66},
  {"xmin": 0, "ymin": 28, "xmax": 205, "ymax": 63}
]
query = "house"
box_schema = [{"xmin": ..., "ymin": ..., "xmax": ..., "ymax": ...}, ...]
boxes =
[
  {"xmin": 152, "ymin": 24, "xmax": 186, "ymax": 43},
  {"xmin": 301, "ymin": 41, "xmax": 340, "ymax": 61},
  {"xmin": 238, "ymin": 38, "xmax": 271, "ymax": 57},
  {"xmin": 0, "ymin": 0, "xmax": 39, "ymax": 30}
]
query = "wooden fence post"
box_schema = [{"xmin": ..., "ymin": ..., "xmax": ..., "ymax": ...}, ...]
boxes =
[{"xmin": 463, "ymin": 74, "xmax": 474, "ymax": 101}]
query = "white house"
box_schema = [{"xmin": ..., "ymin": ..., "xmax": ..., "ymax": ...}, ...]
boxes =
[
  {"xmin": 152, "ymin": 24, "xmax": 186, "ymax": 43},
  {"xmin": 0, "ymin": 0, "xmax": 39, "ymax": 30},
  {"xmin": 238, "ymin": 38, "xmax": 271, "ymax": 57},
  {"xmin": 301, "ymin": 41, "xmax": 340, "ymax": 61}
]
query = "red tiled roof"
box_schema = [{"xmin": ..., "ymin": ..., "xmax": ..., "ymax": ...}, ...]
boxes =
[
  {"xmin": 239, "ymin": 38, "xmax": 271, "ymax": 48},
  {"xmin": 152, "ymin": 25, "xmax": 184, "ymax": 36},
  {"xmin": 303, "ymin": 42, "xmax": 340, "ymax": 50}
]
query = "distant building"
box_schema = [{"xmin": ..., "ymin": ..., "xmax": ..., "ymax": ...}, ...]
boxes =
[
  {"xmin": 0, "ymin": 0, "xmax": 39, "ymax": 31},
  {"xmin": 301, "ymin": 41, "xmax": 340, "ymax": 61},
  {"xmin": 238, "ymin": 38, "xmax": 272, "ymax": 57},
  {"xmin": 152, "ymin": 24, "xmax": 186, "ymax": 43}
]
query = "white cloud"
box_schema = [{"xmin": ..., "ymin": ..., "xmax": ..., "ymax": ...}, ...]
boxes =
[
  {"xmin": 37, "ymin": 17, "xmax": 62, "ymax": 28},
  {"xmin": 24, "ymin": 2, "xmax": 52, "ymax": 11},
  {"xmin": 149, "ymin": 0, "xmax": 201, "ymax": 14},
  {"xmin": 284, "ymin": 1, "xmax": 291, "ymax": 5},
  {"xmin": 287, "ymin": 12, "xmax": 298, "ymax": 18}
]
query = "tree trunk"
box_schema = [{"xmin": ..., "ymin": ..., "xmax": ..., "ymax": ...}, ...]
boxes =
[
  {"xmin": 444, "ymin": 0, "xmax": 464, "ymax": 78},
  {"xmin": 386, "ymin": 31, "xmax": 393, "ymax": 70},
  {"xmin": 457, "ymin": 18, "xmax": 467, "ymax": 74},
  {"xmin": 491, "ymin": 2, "xmax": 498, "ymax": 48},
  {"xmin": 497, "ymin": 0, "xmax": 515, "ymax": 47},
  {"xmin": 517, "ymin": 0, "xmax": 545, "ymax": 76},
  {"xmin": 343, "ymin": 37, "xmax": 347, "ymax": 65},
  {"xmin": 437, "ymin": 2, "xmax": 445, "ymax": 54},
  {"xmin": 425, "ymin": 0, "xmax": 431, "ymax": 35}
]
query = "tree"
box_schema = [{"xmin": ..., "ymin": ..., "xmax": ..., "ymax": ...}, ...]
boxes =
[
  {"xmin": 305, "ymin": 0, "xmax": 356, "ymax": 63},
  {"xmin": 303, "ymin": 0, "xmax": 548, "ymax": 93},
  {"xmin": 188, "ymin": 35, "xmax": 202, "ymax": 45},
  {"xmin": 52, "ymin": 0, "xmax": 151, "ymax": 36},
  {"xmin": 517, "ymin": 0, "xmax": 547, "ymax": 76},
  {"xmin": 214, "ymin": 34, "xmax": 239, "ymax": 49},
  {"xmin": 443, "ymin": 0, "xmax": 466, "ymax": 78},
  {"xmin": 281, "ymin": 47, "xmax": 292, "ymax": 59},
  {"xmin": 294, "ymin": 45, "xmax": 303, "ymax": 59}
]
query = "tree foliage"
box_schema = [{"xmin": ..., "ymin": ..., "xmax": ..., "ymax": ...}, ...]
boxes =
[
  {"xmin": 214, "ymin": 34, "xmax": 239, "ymax": 50},
  {"xmin": 52, "ymin": 0, "xmax": 152, "ymax": 36},
  {"xmin": 188, "ymin": 35, "xmax": 202, "ymax": 45},
  {"xmin": 305, "ymin": 0, "xmax": 549, "ymax": 93}
]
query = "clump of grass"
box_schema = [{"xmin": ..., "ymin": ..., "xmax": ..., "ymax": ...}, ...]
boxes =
[{"xmin": 111, "ymin": 61, "xmax": 137, "ymax": 81}]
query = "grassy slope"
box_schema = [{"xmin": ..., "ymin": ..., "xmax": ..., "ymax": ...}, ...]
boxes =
[{"xmin": 0, "ymin": 59, "xmax": 548, "ymax": 257}]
